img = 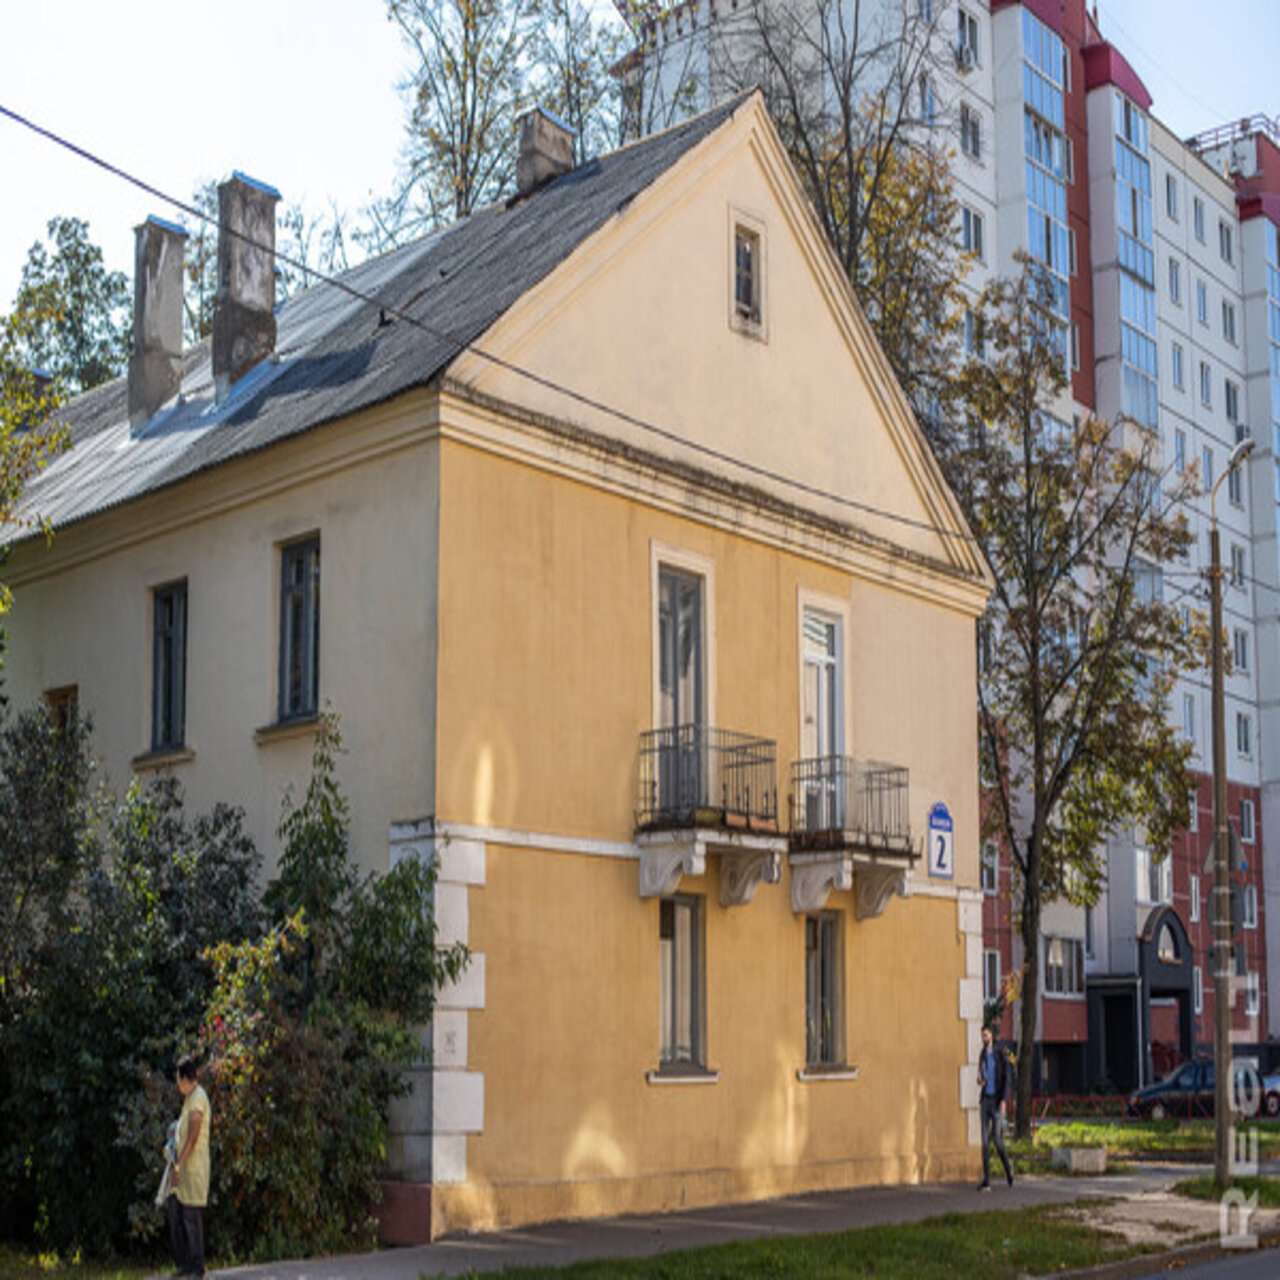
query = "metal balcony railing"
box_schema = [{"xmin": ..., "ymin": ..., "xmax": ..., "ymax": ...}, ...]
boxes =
[
  {"xmin": 789, "ymin": 756, "xmax": 914, "ymax": 855},
  {"xmin": 637, "ymin": 725, "xmax": 778, "ymax": 832}
]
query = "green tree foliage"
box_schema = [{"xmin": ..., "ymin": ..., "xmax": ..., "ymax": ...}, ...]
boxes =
[
  {"xmin": 122, "ymin": 715, "xmax": 468, "ymax": 1261},
  {"xmin": 0, "ymin": 709, "xmax": 262, "ymax": 1254},
  {"xmin": 7, "ymin": 217, "xmax": 129, "ymax": 393},
  {"xmin": 940, "ymin": 260, "xmax": 1197, "ymax": 1136}
]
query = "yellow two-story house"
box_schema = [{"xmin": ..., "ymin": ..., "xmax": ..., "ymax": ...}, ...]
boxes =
[{"xmin": 5, "ymin": 93, "xmax": 991, "ymax": 1241}]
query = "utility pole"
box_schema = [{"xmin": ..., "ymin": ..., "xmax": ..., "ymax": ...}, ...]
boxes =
[{"xmin": 1210, "ymin": 436, "xmax": 1254, "ymax": 1186}]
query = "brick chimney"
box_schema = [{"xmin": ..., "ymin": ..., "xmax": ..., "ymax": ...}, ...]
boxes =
[
  {"xmin": 515, "ymin": 108, "xmax": 576, "ymax": 196},
  {"xmin": 212, "ymin": 171, "xmax": 280, "ymax": 401},
  {"xmin": 128, "ymin": 216, "xmax": 187, "ymax": 430}
]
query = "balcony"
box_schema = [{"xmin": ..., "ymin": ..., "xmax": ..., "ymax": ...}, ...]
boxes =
[
  {"xmin": 636, "ymin": 725, "xmax": 787, "ymax": 905},
  {"xmin": 788, "ymin": 756, "xmax": 918, "ymax": 918}
]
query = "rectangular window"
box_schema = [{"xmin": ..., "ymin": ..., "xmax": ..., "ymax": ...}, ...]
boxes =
[
  {"xmin": 1200, "ymin": 363, "xmax": 1212, "ymax": 407},
  {"xmin": 42, "ymin": 685, "xmax": 79, "ymax": 735},
  {"xmin": 1234, "ymin": 627, "xmax": 1250, "ymax": 672},
  {"xmin": 799, "ymin": 607, "xmax": 843, "ymax": 828},
  {"xmin": 920, "ymin": 73, "xmax": 936, "ymax": 125},
  {"xmin": 962, "ymin": 206, "xmax": 985, "ymax": 260},
  {"xmin": 1044, "ymin": 936, "xmax": 1085, "ymax": 996},
  {"xmin": 1069, "ymin": 227, "xmax": 1077, "ymax": 276},
  {"xmin": 1220, "ymin": 219, "xmax": 1234, "ymax": 264},
  {"xmin": 1191, "ymin": 873, "xmax": 1201, "ymax": 923},
  {"xmin": 733, "ymin": 224, "xmax": 762, "ymax": 327},
  {"xmin": 1202, "ymin": 445, "xmax": 1214, "ymax": 487},
  {"xmin": 960, "ymin": 103, "xmax": 982, "ymax": 159},
  {"xmin": 1189, "ymin": 788, "xmax": 1199, "ymax": 831},
  {"xmin": 279, "ymin": 537, "xmax": 320, "ymax": 721},
  {"xmin": 1084, "ymin": 906, "xmax": 1094, "ymax": 957},
  {"xmin": 1228, "ymin": 464, "xmax": 1243, "ymax": 506},
  {"xmin": 981, "ymin": 841, "xmax": 998, "ymax": 895},
  {"xmin": 1194, "ymin": 965, "xmax": 1203, "ymax": 1014},
  {"xmin": 1182, "ymin": 692, "xmax": 1196, "ymax": 743},
  {"xmin": 1070, "ymin": 322, "xmax": 1080, "ymax": 371},
  {"xmin": 1197, "ymin": 279, "xmax": 1208, "ymax": 324},
  {"xmin": 957, "ymin": 7, "xmax": 979, "ymax": 65},
  {"xmin": 1174, "ymin": 428, "xmax": 1187, "ymax": 471},
  {"xmin": 1172, "ymin": 343, "xmax": 1184, "ymax": 390},
  {"xmin": 1223, "ymin": 301, "xmax": 1237, "ymax": 345},
  {"xmin": 1194, "ymin": 196, "xmax": 1205, "ymax": 241},
  {"xmin": 1231, "ymin": 543, "xmax": 1246, "ymax": 587},
  {"xmin": 1168, "ymin": 257, "xmax": 1181, "ymax": 304},
  {"xmin": 660, "ymin": 896, "xmax": 704, "ymax": 1067},
  {"xmin": 1246, "ymin": 971, "xmax": 1260, "ymax": 1017},
  {"xmin": 1225, "ymin": 378, "xmax": 1240, "ymax": 422},
  {"xmin": 984, "ymin": 948, "xmax": 1001, "ymax": 1003},
  {"xmin": 1136, "ymin": 847, "xmax": 1171, "ymax": 904},
  {"xmin": 805, "ymin": 913, "xmax": 844, "ymax": 1066},
  {"xmin": 152, "ymin": 580, "xmax": 188, "ymax": 751},
  {"xmin": 1241, "ymin": 798, "xmax": 1256, "ymax": 844},
  {"xmin": 1237, "ymin": 711, "xmax": 1253, "ymax": 757},
  {"xmin": 1166, "ymin": 173, "xmax": 1178, "ymax": 220}
]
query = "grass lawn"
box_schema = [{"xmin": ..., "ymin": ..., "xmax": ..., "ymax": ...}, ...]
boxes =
[
  {"xmin": 452, "ymin": 1205, "xmax": 1161, "ymax": 1280},
  {"xmin": 1006, "ymin": 1119, "xmax": 1280, "ymax": 1174},
  {"xmin": 1173, "ymin": 1174, "xmax": 1280, "ymax": 1208},
  {"xmin": 0, "ymin": 1246, "xmax": 155, "ymax": 1280}
]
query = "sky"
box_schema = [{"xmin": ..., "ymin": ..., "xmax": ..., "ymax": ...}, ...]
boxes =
[{"xmin": 0, "ymin": 0, "xmax": 1277, "ymax": 309}]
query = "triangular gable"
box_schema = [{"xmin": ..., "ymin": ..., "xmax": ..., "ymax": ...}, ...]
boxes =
[{"xmin": 443, "ymin": 93, "xmax": 990, "ymax": 597}]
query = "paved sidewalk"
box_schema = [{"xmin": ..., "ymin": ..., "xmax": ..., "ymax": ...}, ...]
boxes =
[{"xmin": 214, "ymin": 1162, "xmax": 1229, "ymax": 1280}]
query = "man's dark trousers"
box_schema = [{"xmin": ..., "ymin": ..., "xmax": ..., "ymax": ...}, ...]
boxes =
[{"xmin": 980, "ymin": 1095, "xmax": 1013, "ymax": 1185}]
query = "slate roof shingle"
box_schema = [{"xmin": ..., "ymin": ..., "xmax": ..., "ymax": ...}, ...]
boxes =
[{"xmin": 16, "ymin": 94, "xmax": 750, "ymax": 538}]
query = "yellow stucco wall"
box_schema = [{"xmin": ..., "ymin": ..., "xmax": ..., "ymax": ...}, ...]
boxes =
[
  {"xmin": 431, "ymin": 437, "xmax": 981, "ymax": 1232},
  {"xmin": 3, "ymin": 402, "xmax": 440, "ymax": 872}
]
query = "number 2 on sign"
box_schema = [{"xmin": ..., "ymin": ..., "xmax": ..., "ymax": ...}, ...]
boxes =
[{"xmin": 930, "ymin": 828, "xmax": 953, "ymax": 878}]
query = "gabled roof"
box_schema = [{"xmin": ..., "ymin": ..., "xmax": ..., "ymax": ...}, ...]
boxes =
[{"xmin": 15, "ymin": 93, "xmax": 750, "ymax": 536}]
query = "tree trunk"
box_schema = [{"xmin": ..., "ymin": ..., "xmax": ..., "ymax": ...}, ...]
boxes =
[{"xmin": 1015, "ymin": 833, "xmax": 1041, "ymax": 1140}]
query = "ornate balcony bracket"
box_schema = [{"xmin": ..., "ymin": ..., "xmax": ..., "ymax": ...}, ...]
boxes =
[
  {"xmin": 638, "ymin": 832, "xmax": 706, "ymax": 898},
  {"xmin": 719, "ymin": 848, "xmax": 782, "ymax": 907},
  {"xmin": 639, "ymin": 829, "xmax": 787, "ymax": 903},
  {"xmin": 789, "ymin": 852, "xmax": 854, "ymax": 913},
  {"xmin": 853, "ymin": 860, "xmax": 910, "ymax": 920}
]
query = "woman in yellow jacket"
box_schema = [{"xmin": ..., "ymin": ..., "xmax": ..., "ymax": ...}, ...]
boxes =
[{"xmin": 168, "ymin": 1056, "xmax": 211, "ymax": 1279}]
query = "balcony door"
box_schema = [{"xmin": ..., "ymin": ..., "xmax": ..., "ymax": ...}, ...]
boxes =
[
  {"xmin": 658, "ymin": 567, "xmax": 704, "ymax": 812},
  {"xmin": 802, "ymin": 611, "xmax": 842, "ymax": 829}
]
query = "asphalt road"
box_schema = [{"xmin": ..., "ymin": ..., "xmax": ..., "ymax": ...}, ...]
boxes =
[{"xmin": 1130, "ymin": 1243, "xmax": 1280, "ymax": 1279}]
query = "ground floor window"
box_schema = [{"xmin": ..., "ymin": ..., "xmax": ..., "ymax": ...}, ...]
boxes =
[
  {"xmin": 659, "ymin": 896, "xmax": 704, "ymax": 1068},
  {"xmin": 805, "ymin": 913, "xmax": 844, "ymax": 1066},
  {"xmin": 1044, "ymin": 936, "xmax": 1084, "ymax": 996}
]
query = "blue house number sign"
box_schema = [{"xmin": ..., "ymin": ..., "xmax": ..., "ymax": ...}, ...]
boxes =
[{"xmin": 927, "ymin": 803, "xmax": 954, "ymax": 879}]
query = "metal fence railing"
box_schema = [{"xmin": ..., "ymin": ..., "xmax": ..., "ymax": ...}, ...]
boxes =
[
  {"xmin": 637, "ymin": 725, "xmax": 778, "ymax": 832},
  {"xmin": 789, "ymin": 756, "xmax": 913, "ymax": 854}
]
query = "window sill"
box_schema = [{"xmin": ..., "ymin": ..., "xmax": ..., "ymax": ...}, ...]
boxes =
[
  {"xmin": 1043, "ymin": 992, "xmax": 1086, "ymax": 1001},
  {"xmin": 131, "ymin": 746, "xmax": 196, "ymax": 771},
  {"xmin": 646, "ymin": 1066, "xmax": 720, "ymax": 1086},
  {"xmin": 797, "ymin": 1065, "xmax": 859, "ymax": 1083},
  {"xmin": 255, "ymin": 714, "xmax": 322, "ymax": 746}
]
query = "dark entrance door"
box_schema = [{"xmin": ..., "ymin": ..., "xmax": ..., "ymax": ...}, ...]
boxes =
[{"xmin": 1103, "ymin": 991, "xmax": 1138, "ymax": 1093}]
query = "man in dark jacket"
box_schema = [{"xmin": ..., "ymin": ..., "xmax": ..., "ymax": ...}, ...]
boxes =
[{"xmin": 977, "ymin": 1024, "xmax": 1014, "ymax": 1190}]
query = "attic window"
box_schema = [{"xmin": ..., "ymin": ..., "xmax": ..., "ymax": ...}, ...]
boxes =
[{"xmin": 729, "ymin": 208, "xmax": 767, "ymax": 339}]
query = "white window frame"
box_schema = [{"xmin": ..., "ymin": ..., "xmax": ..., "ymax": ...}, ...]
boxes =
[
  {"xmin": 1223, "ymin": 301, "xmax": 1237, "ymax": 345},
  {"xmin": 278, "ymin": 534, "xmax": 321, "ymax": 723},
  {"xmin": 1194, "ymin": 195, "xmax": 1205, "ymax": 241},
  {"xmin": 1220, "ymin": 219, "xmax": 1234, "ymax": 264},
  {"xmin": 981, "ymin": 840, "xmax": 998, "ymax": 895},
  {"xmin": 984, "ymin": 947, "xmax": 1001, "ymax": 1003},
  {"xmin": 1172, "ymin": 343, "xmax": 1184, "ymax": 390},
  {"xmin": 797, "ymin": 587, "xmax": 851, "ymax": 764},
  {"xmin": 1236, "ymin": 710, "xmax": 1253, "ymax": 758},
  {"xmin": 1246, "ymin": 971, "xmax": 1260, "ymax": 1017},
  {"xmin": 1194, "ymin": 964, "xmax": 1203, "ymax": 1014},
  {"xmin": 1197, "ymin": 279, "xmax": 1208, "ymax": 325},
  {"xmin": 1136, "ymin": 847, "xmax": 1171, "ymax": 905},
  {"xmin": 1043, "ymin": 936, "xmax": 1085, "ymax": 999},
  {"xmin": 1241, "ymin": 798, "xmax": 1256, "ymax": 844},
  {"xmin": 651, "ymin": 542, "xmax": 716, "ymax": 732},
  {"xmin": 1168, "ymin": 256, "xmax": 1181, "ymax": 304},
  {"xmin": 1225, "ymin": 378, "xmax": 1240, "ymax": 423},
  {"xmin": 1190, "ymin": 873, "xmax": 1201, "ymax": 923},
  {"xmin": 658, "ymin": 894, "xmax": 707, "ymax": 1069},
  {"xmin": 962, "ymin": 205, "xmax": 985, "ymax": 261},
  {"xmin": 1230, "ymin": 543, "xmax": 1246, "ymax": 588},
  {"xmin": 1244, "ymin": 883, "xmax": 1258, "ymax": 929},
  {"xmin": 728, "ymin": 206, "xmax": 768, "ymax": 340},
  {"xmin": 960, "ymin": 102, "xmax": 982, "ymax": 159},
  {"xmin": 1200, "ymin": 363, "xmax": 1213, "ymax": 407},
  {"xmin": 1188, "ymin": 788, "xmax": 1198, "ymax": 831},
  {"xmin": 1182, "ymin": 692, "xmax": 1196, "ymax": 744},
  {"xmin": 805, "ymin": 911, "xmax": 846, "ymax": 1067},
  {"xmin": 1233, "ymin": 627, "xmax": 1249, "ymax": 674},
  {"xmin": 1166, "ymin": 173, "xmax": 1178, "ymax": 221}
]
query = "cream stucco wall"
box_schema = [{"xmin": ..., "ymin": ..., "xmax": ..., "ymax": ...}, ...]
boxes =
[{"xmin": 4, "ymin": 397, "xmax": 441, "ymax": 874}]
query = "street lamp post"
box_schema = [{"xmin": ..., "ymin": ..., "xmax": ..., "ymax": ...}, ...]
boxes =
[{"xmin": 1210, "ymin": 435, "xmax": 1254, "ymax": 1186}]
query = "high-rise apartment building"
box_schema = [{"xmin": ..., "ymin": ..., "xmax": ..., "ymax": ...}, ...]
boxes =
[{"xmin": 628, "ymin": 0, "xmax": 1280, "ymax": 1092}]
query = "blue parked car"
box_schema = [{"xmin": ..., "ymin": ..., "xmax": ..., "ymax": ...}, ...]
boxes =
[{"xmin": 1127, "ymin": 1059, "xmax": 1262, "ymax": 1120}]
